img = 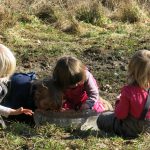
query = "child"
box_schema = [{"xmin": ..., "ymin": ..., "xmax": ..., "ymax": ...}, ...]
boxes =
[
  {"xmin": 82, "ymin": 50, "xmax": 150, "ymax": 138},
  {"xmin": 0, "ymin": 44, "xmax": 33, "ymax": 128},
  {"xmin": 52, "ymin": 56, "xmax": 112, "ymax": 112},
  {"xmin": 3, "ymin": 75, "xmax": 63, "ymax": 123},
  {"xmin": 33, "ymin": 78, "xmax": 63, "ymax": 111}
]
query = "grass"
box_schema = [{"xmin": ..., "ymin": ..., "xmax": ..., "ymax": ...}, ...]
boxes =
[
  {"xmin": 0, "ymin": 0, "xmax": 150, "ymax": 149},
  {"xmin": 1, "ymin": 122, "xmax": 150, "ymax": 149}
]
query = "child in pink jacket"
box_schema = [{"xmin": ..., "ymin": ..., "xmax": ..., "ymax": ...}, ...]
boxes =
[
  {"xmin": 82, "ymin": 50, "xmax": 150, "ymax": 138},
  {"xmin": 52, "ymin": 56, "xmax": 112, "ymax": 112}
]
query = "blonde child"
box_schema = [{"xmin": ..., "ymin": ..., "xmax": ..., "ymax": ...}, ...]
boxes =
[
  {"xmin": 52, "ymin": 56, "xmax": 112, "ymax": 112},
  {"xmin": 82, "ymin": 50, "xmax": 150, "ymax": 138},
  {"xmin": 0, "ymin": 44, "xmax": 33, "ymax": 128}
]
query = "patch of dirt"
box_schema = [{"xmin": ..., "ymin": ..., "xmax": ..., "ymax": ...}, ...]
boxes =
[
  {"xmin": 16, "ymin": 45, "xmax": 130, "ymax": 104},
  {"xmin": 81, "ymin": 46, "xmax": 129, "ymax": 103},
  {"xmin": 17, "ymin": 53, "xmax": 57, "ymax": 78}
]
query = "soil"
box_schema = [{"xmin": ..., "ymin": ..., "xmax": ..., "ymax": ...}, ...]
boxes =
[
  {"xmin": 81, "ymin": 46, "xmax": 129, "ymax": 104},
  {"xmin": 16, "ymin": 45, "xmax": 130, "ymax": 106}
]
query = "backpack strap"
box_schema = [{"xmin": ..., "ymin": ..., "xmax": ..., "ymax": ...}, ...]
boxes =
[{"xmin": 140, "ymin": 89, "xmax": 150, "ymax": 120}]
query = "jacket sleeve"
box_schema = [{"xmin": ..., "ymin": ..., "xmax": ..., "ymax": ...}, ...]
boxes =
[
  {"xmin": 84, "ymin": 70, "xmax": 99, "ymax": 108},
  {"xmin": 0, "ymin": 105, "xmax": 11, "ymax": 117},
  {"xmin": 0, "ymin": 83, "xmax": 11, "ymax": 117},
  {"xmin": 115, "ymin": 86, "xmax": 130, "ymax": 119},
  {"xmin": 0, "ymin": 86, "xmax": 3, "ymax": 103}
]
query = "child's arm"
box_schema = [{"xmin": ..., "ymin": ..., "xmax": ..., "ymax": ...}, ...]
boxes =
[
  {"xmin": 0, "ymin": 105, "xmax": 33, "ymax": 117},
  {"xmin": 115, "ymin": 87, "xmax": 130, "ymax": 119},
  {"xmin": 84, "ymin": 70, "xmax": 99, "ymax": 108},
  {"xmin": 80, "ymin": 103, "xmax": 90, "ymax": 110},
  {"xmin": 9, "ymin": 107, "xmax": 33, "ymax": 116}
]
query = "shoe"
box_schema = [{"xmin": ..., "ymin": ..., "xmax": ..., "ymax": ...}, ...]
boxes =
[{"xmin": 81, "ymin": 115, "xmax": 99, "ymax": 131}]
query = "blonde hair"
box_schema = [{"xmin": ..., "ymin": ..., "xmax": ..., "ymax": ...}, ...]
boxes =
[
  {"xmin": 53, "ymin": 56, "xmax": 86, "ymax": 89},
  {"xmin": 0, "ymin": 44, "xmax": 16, "ymax": 82},
  {"xmin": 128, "ymin": 49, "xmax": 150, "ymax": 89}
]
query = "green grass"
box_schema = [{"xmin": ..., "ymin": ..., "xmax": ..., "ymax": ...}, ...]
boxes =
[
  {"xmin": 0, "ymin": 8, "xmax": 150, "ymax": 149},
  {"xmin": 1, "ymin": 122, "xmax": 150, "ymax": 149}
]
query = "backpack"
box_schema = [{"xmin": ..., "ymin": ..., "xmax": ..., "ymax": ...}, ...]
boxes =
[{"xmin": 3, "ymin": 72, "xmax": 37, "ymax": 110}]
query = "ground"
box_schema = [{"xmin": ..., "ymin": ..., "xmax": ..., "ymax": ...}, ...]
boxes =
[
  {"xmin": 0, "ymin": 10, "xmax": 150, "ymax": 150},
  {"xmin": 5, "ymin": 18, "xmax": 149, "ymax": 103}
]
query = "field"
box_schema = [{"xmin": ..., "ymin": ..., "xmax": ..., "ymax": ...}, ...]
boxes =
[{"xmin": 0, "ymin": 0, "xmax": 150, "ymax": 149}]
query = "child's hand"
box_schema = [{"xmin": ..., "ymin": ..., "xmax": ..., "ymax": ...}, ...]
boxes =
[
  {"xmin": 80, "ymin": 103, "xmax": 90, "ymax": 110},
  {"xmin": 10, "ymin": 107, "xmax": 34, "ymax": 116},
  {"xmin": 60, "ymin": 108, "xmax": 66, "ymax": 112},
  {"xmin": 60, "ymin": 108, "xmax": 75, "ymax": 112}
]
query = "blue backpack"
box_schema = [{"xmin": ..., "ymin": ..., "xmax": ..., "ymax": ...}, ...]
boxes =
[{"xmin": 3, "ymin": 72, "xmax": 37, "ymax": 110}]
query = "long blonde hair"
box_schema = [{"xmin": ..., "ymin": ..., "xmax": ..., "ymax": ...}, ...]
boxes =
[
  {"xmin": 128, "ymin": 50, "xmax": 150, "ymax": 89},
  {"xmin": 0, "ymin": 44, "xmax": 16, "ymax": 82}
]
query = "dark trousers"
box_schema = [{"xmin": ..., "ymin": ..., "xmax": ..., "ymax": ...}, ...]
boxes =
[{"xmin": 97, "ymin": 111, "xmax": 150, "ymax": 138}]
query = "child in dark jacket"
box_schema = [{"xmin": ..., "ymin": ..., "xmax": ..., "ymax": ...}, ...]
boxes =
[{"xmin": 3, "ymin": 76, "xmax": 62, "ymax": 124}]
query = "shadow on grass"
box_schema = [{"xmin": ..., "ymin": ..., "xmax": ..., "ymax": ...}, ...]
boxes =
[
  {"xmin": 63, "ymin": 127, "xmax": 139, "ymax": 140},
  {"xmin": 62, "ymin": 128, "xmax": 116, "ymax": 140},
  {"xmin": 3, "ymin": 118, "xmax": 37, "ymax": 138},
  {"xmin": 3, "ymin": 118, "xmax": 138, "ymax": 140}
]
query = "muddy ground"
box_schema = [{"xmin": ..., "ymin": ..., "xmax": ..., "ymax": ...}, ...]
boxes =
[{"xmin": 16, "ymin": 45, "xmax": 130, "ymax": 106}]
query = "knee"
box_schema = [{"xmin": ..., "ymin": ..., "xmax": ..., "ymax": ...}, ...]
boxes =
[{"xmin": 97, "ymin": 111, "xmax": 115, "ymax": 132}]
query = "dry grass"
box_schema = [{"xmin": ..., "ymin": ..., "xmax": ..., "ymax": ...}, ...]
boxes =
[
  {"xmin": 2, "ymin": 0, "xmax": 32, "ymax": 12},
  {"xmin": 0, "ymin": 0, "xmax": 149, "ymax": 33},
  {"xmin": 75, "ymin": 0, "xmax": 108, "ymax": 26},
  {"xmin": 109, "ymin": 0, "xmax": 149, "ymax": 23},
  {"xmin": 120, "ymin": 0, "xmax": 148, "ymax": 23},
  {"xmin": 100, "ymin": 0, "xmax": 121, "ymax": 10},
  {"xmin": 30, "ymin": 0, "xmax": 59, "ymax": 23},
  {"xmin": 0, "ymin": 4, "xmax": 16, "ymax": 32},
  {"xmin": 35, "ymin": 0, "xmax": 149, "ymax": 25},
  {"xmin": 30, "ymin": 0, "xmax": 81, "ymax": 33}
]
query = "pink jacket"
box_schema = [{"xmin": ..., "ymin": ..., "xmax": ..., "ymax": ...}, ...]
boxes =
[
  {"xmin": 115, "ymin": 85, "xmax": 150, "ymax": 120},
  {"xmin": 62, "ymin": 70, "xmax": 104, "ymax": 112}
]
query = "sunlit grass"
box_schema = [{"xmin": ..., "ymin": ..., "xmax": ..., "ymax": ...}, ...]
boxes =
[{"xmin": 0, "ymin": 1, "xmax": 150, "ymax": 149}]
